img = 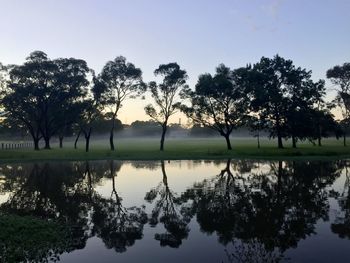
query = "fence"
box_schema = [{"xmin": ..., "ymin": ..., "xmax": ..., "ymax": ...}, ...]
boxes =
[{"xmin": 1, "ymin": 142, "xmax": 33, "ymax": 150}]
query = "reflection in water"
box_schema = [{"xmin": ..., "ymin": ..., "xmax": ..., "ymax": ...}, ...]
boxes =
[
  {"xmin": 92, "ymin": 160, "xmax": 147, "ymax": 253},
  {"xmin": 145, "ymin": 160, "xmax": 190, "ymax": 248},
  {"xmin": 180, "ymin": 160, "xmax": 342, "ymax": 262},
  {"xmin": 332, "ymin": 161, "xmax": 350, "ymax": 239},
  {"xmin": 0, "ymin": 160, "xmax": 348, "ymax": 262}
]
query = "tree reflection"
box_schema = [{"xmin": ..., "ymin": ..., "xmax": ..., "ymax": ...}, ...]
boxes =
[
  {"xmin": 0, "ymin": 161, "xmax": 148, "ymax": 261},
  {"xmin": 0, "ymin": 162, "xmax": 94, "ymax": 261},
  {"xmin": 224, "ymin": 238, "xmax": 284, "ymax": 263},
  {"xmin": 331, "ymin": 160, "xmax": 350, "ymax": 238},
  {"xmin": 145, "ymin": 160, "xmax": 190, "ymax": 248},
  {"xmin": 180, "ymin": 159, "xmax": 341, "ymax": 262},
  {"xmin": 0, "ymin": 159, "xmax": 346, "ymax": 262},
  {"xmin": 93, "ymin": 160, "xmax": 148, "ymax": 253}
]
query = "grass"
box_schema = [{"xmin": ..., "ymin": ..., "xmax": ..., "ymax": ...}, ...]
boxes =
[{"xmin": 1, "ymin": 137, "xmax": 350, "ymax": 162}]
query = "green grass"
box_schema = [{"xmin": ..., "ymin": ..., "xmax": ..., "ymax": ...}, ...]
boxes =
[{"xmin": 1, "ymin": 137, "xmax": 350, "ymax": 162}]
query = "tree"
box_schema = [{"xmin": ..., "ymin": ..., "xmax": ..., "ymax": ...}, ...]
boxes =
[
  {"xmin": 1, "ymin": 51, "xmax": 90, "ymax": 150},
  {"xmin": 283, "ymin": 74, "xmax": 326, "ymax": 148},
  {"xmin": 91, "ymin": 112, "xmax": 123, "ymax": 134},
  {"xmin": 98, "ymin": 56, "xmax": 144, "ymax": 151},
  {"xmin": 52, "ymin": 58, "xmax": 91, "ymax": 148},
  {"xmin": 77, "ymin": 100, "xmax": 98, "ymax": 152},
  {"xmin": 145, "ymin": 63, "xmax": 188, "ymax": 151},
  {"xmin": 327, "ymin": 63, "xmax": 350, "ymax": 146},
  {"xmin": 249, "ymin": 55, "xmax": 323, "ymax": 148},
  {"xmin": 130, "ymin": 120, "xmax": 161, "ymax": 136},
  {"xmin": 247, "ymin": 115, "xmax": 266, "ymax": 149},
  {"xmin": 181, "ymin": 64, "xmax": 249, "ymax": 150},
  {"xmin": 1, "ymin": 52, "xmax": 51, "ymax": 150},
  {"xmin": 305, "ymin": 108, "xmax": 340, "ymax": 146},
  {"xmin": 76, "ymin": 75, "xmax": 105, "ymax": 152}
]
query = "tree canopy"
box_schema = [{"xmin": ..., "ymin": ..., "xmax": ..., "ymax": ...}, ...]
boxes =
[
  {"xmin": 181, "ymin": 64, "xmax": 250, "ymax": 150},
  {"xmin": 145, "ymin": 63, "xmax": 188, "ymax": 151}
]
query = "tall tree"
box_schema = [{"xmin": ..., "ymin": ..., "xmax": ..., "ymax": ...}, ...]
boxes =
[
  {"xmin": 98, "ymin": 56, "xmax": 144, "ymax": 151},
  {"xmin": 76, "ymin": 74, "xmax": 111, "ymax": 153},
  {"xmin": 1, "ymin": 51, "xmax": 90, "ymax": 150},
  {"xmin": 249, "ymin": 55, "xmax": 322, "ymax": 148},
  {"xmin": 145, "ymin": 63, "xmax": 188, "ymax": 151},
  {"xmin": 52, "ymin": 58, "xmax": 90, "ymax": 148},
  {"xmin": 1, "ymin": 51, "xmax": 53, "ymax": 150},
  {"xmin": 181, "ymin": 64, "xmax": 249, "ymax": 150},
  {"xmin": 250, "ymin": 55, "xmax": 291, "ymax": 148},
  {"xmin": 284, "ymin": 77, "xmax": 327, "ymax": 148},
  {"xmin": 327, "ymin": 63, "xmax": 350, "ymax": 146}
]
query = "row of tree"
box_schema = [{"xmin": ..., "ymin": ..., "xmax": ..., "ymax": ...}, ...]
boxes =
[{"xmin": 0, "ymin": 51, "xmax": 349, "ymax": 151}]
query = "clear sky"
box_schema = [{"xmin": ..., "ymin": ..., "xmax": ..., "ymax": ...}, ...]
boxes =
[{"xmin": 1, "ymin": 0, "xmax": 349, "ymax": 123}]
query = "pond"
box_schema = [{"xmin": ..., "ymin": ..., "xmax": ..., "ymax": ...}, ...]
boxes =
[{"xmin": 0, "ymin": 160, "xmax": 350, "ymax": 262}]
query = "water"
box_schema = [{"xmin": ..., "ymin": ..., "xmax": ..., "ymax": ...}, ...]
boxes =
[{"xmin": 0, "ymin": 160, "xmax": 350, "ymax": 262}]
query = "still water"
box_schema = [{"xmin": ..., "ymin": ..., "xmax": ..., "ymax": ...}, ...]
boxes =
[{"xmin": 0, "ymin": 160, "xmax": 350, "ymax": 262}]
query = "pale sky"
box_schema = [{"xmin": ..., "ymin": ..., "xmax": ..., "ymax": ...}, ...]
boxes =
[{"xmin": 1, "ymin": 0, "xmax": 349, "ymax": 123}]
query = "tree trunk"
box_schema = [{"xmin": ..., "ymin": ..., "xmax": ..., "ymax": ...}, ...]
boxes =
[
  {"xmin": 277, "ymin": 161, "xmax": 283, "ymax": 196},
  {"xmin": 110, "ymin": 127, "xmax": 115, "ymax": 151},
  {"xmin": 277, "ymin": 135, "xmax": 283, "ymax": 149},
  {"xmin": 44, "ymin": 137, "xmax": 50, "ymax": 149},
  {"xmin": 344, "ymin": 133, "xmax": 347, "ymax": 147},
  {"xmin": 110, "ymin": 114, "xmax": 117, "ymax": 151},
  {"xmin": 84, "ymin": 128, "xmax": 92, "ymax": 152},
  {"xmin": 224, "ymin": 134, "xmax": 232, "ymax": 150},
  {"xmin": 160, "ymin": 125, "xmax": 167, "ymax": 151},
  {"xmin": 292, "ymin": 135, "xmax": 297, "ymax": 148},
  {"xmin": 74, "ymin": 130, "xmax": 81, "ymax": 149},
  {"xmin": 276, "ymin": 116, "xmax": 284, "ymax": 149},
  {"xmin": 257, "ymin": 132, "xmax": 260, "ymax": 149},
  {"xmin": 59, "ymin": 136, "xmax": 63, "ymax": 148},
  {"xmin": 161, "ymin": 160, "xmax": 167, "ymax": 186},
  {"xmin": 85, "ymin": 135, "xmax": 90, "ymax": 152},
  {"xmin": 85, "ymin": 161, "xmax": 93, "ymax": 199},
  {"xmin": 318, "ymin": 123, "xmax": 322, "ymax": 147},
  {"xmin": 33, "ymin": 138, "xmax": 40, "ymax": 151}
]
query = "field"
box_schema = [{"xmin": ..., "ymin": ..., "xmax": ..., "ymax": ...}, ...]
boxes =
[{"xmin": 1, "ymin": 137, "xmax": 350, "ymax": 162}]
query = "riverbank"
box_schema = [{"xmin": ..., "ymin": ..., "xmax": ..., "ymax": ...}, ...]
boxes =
[{"xmin": 0, "ymin": 138, "xmax": 350, "ymax": 162}]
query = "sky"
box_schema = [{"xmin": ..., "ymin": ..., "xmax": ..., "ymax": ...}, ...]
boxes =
[{"xmin": 0, "ymin": 0, "xmax": 349, "ymax": 123}]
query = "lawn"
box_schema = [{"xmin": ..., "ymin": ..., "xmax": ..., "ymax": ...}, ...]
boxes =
[{"xmin": 1, "ymin": 137, "xmax": 350, "ymax": 162}]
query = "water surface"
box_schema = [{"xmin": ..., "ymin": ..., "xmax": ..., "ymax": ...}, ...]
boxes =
[{"xmin": 0, "ymin": 159, "xmax": 350, "ymax": 262}]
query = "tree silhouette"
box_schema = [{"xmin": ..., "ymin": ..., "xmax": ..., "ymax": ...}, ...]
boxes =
[
  {"xmin": 145, "ymin": 63, "xmax": 188, "ymax": 151},
  {"xmin": 181, "ymin": 65, "xmax": 250, "ymax": 150},
  {"xmin": 1, "ymin": 51, "xmax": 91, "ymax": 150},
  {"xmin": 144, "ymin": 160, "xmax": 190, "ymax": 247},
  {"xmin": 92, "ymin": 160, "xmax": 148, "ymax": 252},
  {"xmin": 98, "ymin": 56, "xmax": 145, "ymax": 151},
  {"xmin": 0, "ymin": 162, "xmax": 97, "ymax": 261},
  {"xmin": 249, "ymin": 55, "xmax": 325, "ymax": 148},
  {"xmin": 327, "ymin": 63, "xmax": 350, "ymax": 146},
  {"xmin": 180, "ymin": 159, "xmax": 341, "ymax": 259},
  {"xmin": 331, "ymin": 160, "xmax": 350, "ymax": 238}
]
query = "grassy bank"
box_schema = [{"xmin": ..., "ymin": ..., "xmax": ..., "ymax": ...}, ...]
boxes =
[{"xmin": 1, "ymin": 137, "xmax": 350, "ymax": 162}]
